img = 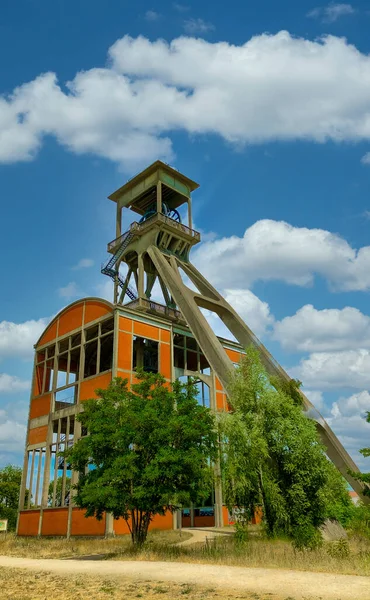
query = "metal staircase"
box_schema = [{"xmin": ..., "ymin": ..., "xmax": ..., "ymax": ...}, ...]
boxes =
[{"xmin": 101, "ymin": 230, "xmax": 137, "ymax": 300}]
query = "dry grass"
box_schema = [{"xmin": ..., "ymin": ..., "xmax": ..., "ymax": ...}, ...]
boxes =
[
  {"xmin": 1, "ymin": 527, "xmax": 370, "ymax": 577},
  {"xmin": 0, "ymin": 567, "xmax": 293, "ymax": 600},
  {"xmin": 109, "ymin": 533, "xmax": 370, "ymax": 577},
  {"xmin": 0, "ymin": 530, "xmax": 190, "ymax": 559}
]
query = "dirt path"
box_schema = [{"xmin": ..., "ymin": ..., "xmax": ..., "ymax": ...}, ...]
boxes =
[
  {"xmin": 176, "ymin": 527, "xmax": 228, "ymax": 546},
  {"xmin": 0, "ymin": 555, "xmax": 369, "ymax": 599}
]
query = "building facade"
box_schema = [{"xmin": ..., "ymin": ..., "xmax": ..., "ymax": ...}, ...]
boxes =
[{"xmin": 17, "ymin": 297, "xmax": 243, "ymax": 536}]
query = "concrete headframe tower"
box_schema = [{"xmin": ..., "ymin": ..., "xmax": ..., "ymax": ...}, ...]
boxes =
[{"xmin": 102, "ymin": 160, "xmax": 367, "ymax": 500}]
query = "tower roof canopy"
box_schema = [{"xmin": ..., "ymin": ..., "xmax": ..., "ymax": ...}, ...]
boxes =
[{"xmin": 108, "ymin": 160, "xmax": 199, "ymax": 215}]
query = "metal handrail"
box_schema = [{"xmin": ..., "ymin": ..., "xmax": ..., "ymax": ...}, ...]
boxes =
[{"xmin": 107, "ymin": 214, "xmax": 200, "ymax": 250}]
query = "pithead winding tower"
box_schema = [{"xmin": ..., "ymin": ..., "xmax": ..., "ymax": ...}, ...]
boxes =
[
  {"xmin": 102, "ymin": 160, "xmax": 365, "ymax": 496},
  {"xmin": 18, "ymin": 160, "xmax": 367, "ymax": 539}
]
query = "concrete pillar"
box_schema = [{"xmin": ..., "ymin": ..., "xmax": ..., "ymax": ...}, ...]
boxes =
[{"xmin": 156, "ymin": 181, "xmax": 162, "ymax": 214}]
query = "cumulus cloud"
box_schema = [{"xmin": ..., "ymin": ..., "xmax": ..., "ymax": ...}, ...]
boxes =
[
  {"xmin": 0, "ymin": 374, "xmax": 30, "ymax": 393},
  {"xmin": 327, "ymin": 406, "xmax": 370, "ymax": 471},
  {"xmin": 0, "ymin": 317, "xmax": 50, "ymax": 360},
  {"xmin": 273, "ymin": 304, "xmax": 370, "ymax": 352},
  {"xmin": 193, "ymin": 219, "xmax": 370, "ymax": 292},
  {"xmin": 290, "ymin": 349, "xmax": 370, "ymax": 390},
  {"xmin": 223, "ymin": 289, "xmax": 274, "ymax": 336},
  {"xmin": 202, "ymin": 289, "xmax": 274, "ymax": 341},
  {"xmin": 303, "ymin": 389, "xmax": 325, "ymax": 411},
  {"xmin": 307, "ymin": 3, "xmax": 356, "ymax": 22},
  {"xmin": 0, "ymin": 403, "xmax": 27, "ymax": 458},
  {"xmin": 4, "ymin": 32, "xmax": 370, "ymax": 167},
  {"xmin": 361, "ymin": 152, "xmax": 370, "ymax": 164},
  {"xmin": 332, "ymin": 390, "xmax": 370, "ymax": 417}
]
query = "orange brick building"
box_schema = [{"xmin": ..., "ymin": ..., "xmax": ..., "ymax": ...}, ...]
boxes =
[{"xmin": 18, "ymin": 296, "xmax": 244, "ymax": 537}]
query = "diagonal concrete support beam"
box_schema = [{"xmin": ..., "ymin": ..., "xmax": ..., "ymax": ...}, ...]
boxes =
[{"xmin": 148, "ymin": 246, "xmax": 369, "ymax": 502}]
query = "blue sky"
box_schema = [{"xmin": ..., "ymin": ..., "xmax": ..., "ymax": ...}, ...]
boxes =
[{"xmin": 1, "ymin": 0, "xmax": 370, "ymax": 473}]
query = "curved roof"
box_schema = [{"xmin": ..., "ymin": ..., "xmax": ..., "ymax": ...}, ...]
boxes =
[{"xmin": 35, "ymin": 297, "xmax": 114, "ymax": 348}]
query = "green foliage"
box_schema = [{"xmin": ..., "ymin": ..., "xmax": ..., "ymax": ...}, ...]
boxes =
[
  {"xmin": 323, "ymin": 463, "xmax": 356, "ymax": 527},
  {"xmin": 234, "ymin": 520, "xmax": 249, "ymax": 544},
  {"xmin": 350, "ymin": 411, "xmax": 370, "ymax": 497},
  {"xmin": 0, "ymin": 465, "xmax": 22, "ymax": 530},
  {"xmin": 347, "ymin": 502, "xmax": 370, "ymax": 538},
  {"xmin": 65, "ymin": 372, "xmax": 217, "ymax": 545},
  {"xmin": 221, "ymin": 347, "xmax": 349, "ymax": 549}
]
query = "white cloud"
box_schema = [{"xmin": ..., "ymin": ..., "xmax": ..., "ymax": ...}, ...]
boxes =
[
  {"xmin": 4, "ymin": 32, "xmax": 370, "ymax": 168},
  {"xmin": 332, "ymin": 390, "xmax": 370, "ymax": 417},
  {"xmin": 273, "ymin": 304, "xmax": 370, "ymax": 352},
  {"xmin": 0, "ymin": 374, "xmax": 30, "ymax": 394},
  {"xmin": 303, "ymin": 389, "xmax": 325, "ymax": 411},
  {"xmin": 361, "ymin": 152, "xmax": 370, "ymax": 164},
  {"xmin": 307, "ymin": 3, "xmax": 356, "ymax": 22},
  {"xmin": 0, "ymin": 317, "xmax": 50, "ymax": 360},
  {"xmin": 0, "ymin": 405, "xmax": 27, "ymax": 456},
  {"xmin": 58, "ymin": 281, "xmax": 82, "ymax": 299},
  {"xmin": 201, "ymin": 288, "xmax": 274, "ymax": 342},
  {"xmin": 290, "ymin": 349, "xmax": 370, "ymax": 390},
  {"xmin": 145, "ymin": 10, "xmax": 160, "ymax": 21},
  {"xmin": 72, "ymin": 258, "xmax": 94, "ymax": 270},
  {"xmin": 327, "ymin": 408, "xmax": 370, "ymax": 471},
  {"xmin": 193, "ymin": 219, "xmax": 370, "ymax": 292},
  {"xmin": 183, "ymin": 18, "xmax": 215, "ymax": 34},
  {"xmin": 224, "ymin": 289, "xmax": 274, "ymax": 336}
]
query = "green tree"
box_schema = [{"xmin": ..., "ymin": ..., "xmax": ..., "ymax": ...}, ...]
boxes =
[
  {"xmin": 0, "ymin": 465, "xmax": 22, "ymax": 530},
  {"xmin": 221, "ymin": 347, "xmax": 349, "ymax": 549},
  {"xmin": 323, "ymin": 463, "xmax": 356, "ymax": 527},
  {"xmin": 350, "ymin": 411, "xmax": 370, "ymax": 496},
  {"xmin": 65, "ymin": 372, "xmax": 217, "ymax": 545}
]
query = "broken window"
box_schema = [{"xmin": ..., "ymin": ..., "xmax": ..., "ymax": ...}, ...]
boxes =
[
  {"xmin": 24, "ymin": 447, "xmax": 46, "ymax": 509},
  {"xmin": 34, "ymin": 315, "xmax": 114, "ymax": 409},
  {"xmin": 133, "ymin": 336, "xmax": 159, "ymax": 373},
  {"xmin": 48, "ymin": 416, "xmax": 74, "ymax": 508}
]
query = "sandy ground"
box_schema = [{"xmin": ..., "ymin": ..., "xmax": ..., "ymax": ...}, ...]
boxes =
[{"xmin": 1, "ymin": 555, "xmax": 369, "ymax": 600}]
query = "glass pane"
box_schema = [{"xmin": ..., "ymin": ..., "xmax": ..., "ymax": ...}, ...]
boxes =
[
  {"xmin": 56, "ymin": 353, "xmax": 68, "ymax": 388},
  {"xmin": 101, "ymin": 318, "xmax": 114, "ymax": 335},
  {"xmin": 99, "ymin": 333, "xmax": 113, "ymax": 372},
  {"xmin": 59, "ymin": 338, "xmax": 69, "ymax": 354},
  {"xmin": 47, "ymin": 345, "xmax": 55, "ymax": 358},
  {"xmin": 186, "ymin": 336, "xmax": 198, "ymax": 351},
  {"xmin": 71, "ymin": 332, "xmax": 81, "ymax": 348},
  {"xmin": 84, "ymin": 340, "xmax": 98, "ymax": 378},
  {"xmin": 68, "ymin": 346, "xmax": 80, "ymax": 384},
  {"xmin": 174, "ymin": 346, "xmax": 185, "ymax": 370},
  {"xmin": 173, "ymin": 333, "xmax": 185, "ymax": 347},
  {"xmin": 186, "ymin": 350, "xmax": 198, "ymax": 371},
  {"xmin": 86, "ymin": 324, "xmax": 99, "ymax": 342}
]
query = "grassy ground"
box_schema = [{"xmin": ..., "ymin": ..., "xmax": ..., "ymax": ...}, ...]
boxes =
[
  {"xmin": 0, "ymin": 567, "xmax": 298, "ymax": 600},
  {"xmin": 110, "ymin": 534, "xmax": 370, "ymax": 577},
  {"xmin": 1, "ymin": 528, "xmax": 370, "ymax": 576},
  {"xmin": 0, "ymin": 530, "xmax": 190, "ymax": 559}
]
